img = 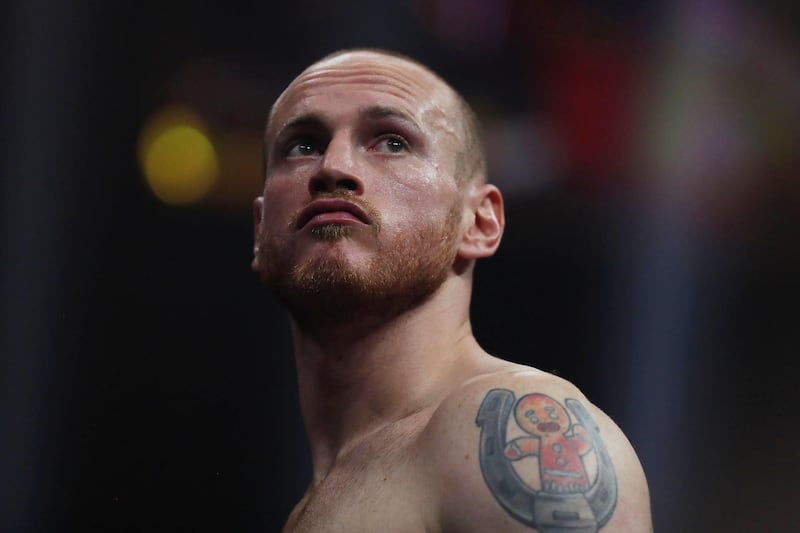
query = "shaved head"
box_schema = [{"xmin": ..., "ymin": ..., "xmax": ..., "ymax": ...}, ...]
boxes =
[{"xmin": 265, "ymin": 48, "xmax": 487, "ymax": 186}]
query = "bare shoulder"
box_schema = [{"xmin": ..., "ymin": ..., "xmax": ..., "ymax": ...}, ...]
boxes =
[{"xmin": 416, "ymin": 361, "xmax": 652, "ymax": 533}]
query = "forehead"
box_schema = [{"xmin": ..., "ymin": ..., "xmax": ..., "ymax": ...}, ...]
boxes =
[{"xmin": 267, "ymin": 53, "xmax": 455, "ymax": 138}]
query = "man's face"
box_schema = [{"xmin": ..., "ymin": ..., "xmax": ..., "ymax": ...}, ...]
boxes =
[{"xmin": 253, "ymin": 52, "xmax": 469, "ymax": 324}]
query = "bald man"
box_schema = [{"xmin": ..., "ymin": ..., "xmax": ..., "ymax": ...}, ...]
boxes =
[{"xmin": 252, "ymin": 49, "xmax": 652, "ymax": 532}]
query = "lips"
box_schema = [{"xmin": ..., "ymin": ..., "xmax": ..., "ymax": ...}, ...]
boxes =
[{"xmin": 295, "ymin": 198, "xmax": 371, "ymax": 229}]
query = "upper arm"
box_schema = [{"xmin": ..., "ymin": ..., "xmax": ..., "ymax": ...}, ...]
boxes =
[{"xmin": 418, "ymin": 373, "xmax": 652, "ymax": 533}]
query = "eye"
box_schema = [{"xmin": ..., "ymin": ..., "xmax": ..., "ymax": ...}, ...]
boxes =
[
  {"xmin": 286, "ymin": 138, "xmax": 321, "ymax": 157},
  {"xmin": 544, "ymin": 405, "xmax": 559, "ymax": 420},
  {"xmin": 372, "ymin": 135, "xmax": 408, "ymax": 154}
]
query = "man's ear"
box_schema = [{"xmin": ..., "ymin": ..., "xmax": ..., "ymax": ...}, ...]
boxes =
[
  {"xmin": 457, "ymin": 184, "xmax": 504, "ymax": 260},
  {"xmin": 251, "ymin": 196, "xmax": 264, "ymax": 272}
]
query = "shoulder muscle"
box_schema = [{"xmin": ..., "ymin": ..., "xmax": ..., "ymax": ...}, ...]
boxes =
[{"xmin": 417, "ymin": 369, "xmax": 652, "ymax": 532}]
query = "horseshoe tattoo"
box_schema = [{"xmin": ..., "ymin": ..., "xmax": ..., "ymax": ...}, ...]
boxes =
[{"xmin": 475, "ymin": 389, "xmax": 617, "ymax": 532}]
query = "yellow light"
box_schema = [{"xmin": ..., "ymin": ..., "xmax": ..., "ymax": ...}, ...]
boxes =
[{"xmin": 138, "ymin": 106, "xmax": 219, "ymax": 205}]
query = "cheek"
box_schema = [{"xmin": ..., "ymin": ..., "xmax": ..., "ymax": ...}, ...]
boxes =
[
  {"xmin": 382, "ymin": 156, "xmax": 453, "ymax": 193},
  {"xmin": 377, "ymin": 195, "xmax": 453, "ymax": 237},
  {"xmin": 374, "ymin": 163, "xmax": 459, "ymax": 223},
  {"xmin": 261, "ymin": 180, "xmax": 306, "ymax": 226}
]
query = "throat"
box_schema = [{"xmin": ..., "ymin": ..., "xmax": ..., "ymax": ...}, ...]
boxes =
[
  {"xmin": 291, "ymin": 300, "xmax": 401, "ymax": 340},
  {"xmin": 311, "ymin": 405, "xmax": 431, "ymax": 484}
]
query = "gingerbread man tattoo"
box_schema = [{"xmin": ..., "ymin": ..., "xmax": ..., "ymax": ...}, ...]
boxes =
[
  {"xmin": 504, "ymin": 393, "xmax": 592, "ymax": 493},
  {"xmin": 476, "ymin": 389, "xmax": 617, "ymax": 533}
]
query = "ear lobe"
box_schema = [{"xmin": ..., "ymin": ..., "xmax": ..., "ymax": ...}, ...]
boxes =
[
  {"xmin": 251, "ymin": 196, "xmax": 264, "ymax": 272},
  {"xmin": 458, "ymin": 184, "xmax": 504, "ymax": 260}
]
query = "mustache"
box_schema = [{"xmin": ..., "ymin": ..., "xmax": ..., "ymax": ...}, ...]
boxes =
[{"xmin": 288, "ymin": 192, "xmax": 383, "ymax": 231}]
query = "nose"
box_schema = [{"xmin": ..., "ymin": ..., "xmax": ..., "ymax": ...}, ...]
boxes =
[{"xmin": 308, "ymin": 136, "xmax": 364, "ymax": 196}]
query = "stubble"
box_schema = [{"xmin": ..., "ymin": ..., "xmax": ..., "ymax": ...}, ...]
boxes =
[{"xmin": 257, "ymin": 196, "xmax": 462, "ymax": 329}]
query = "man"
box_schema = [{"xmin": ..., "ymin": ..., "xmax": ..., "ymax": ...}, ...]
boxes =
[{"xmin": 252, "ymin": 48, "xmax": 652, "ymax": 532}]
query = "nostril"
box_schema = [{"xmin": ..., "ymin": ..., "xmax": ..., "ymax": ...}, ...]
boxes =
[
  {"xmin": 308, "ymin": 173, "xmax": 361, "ymax": 196},
  {"xmin": 308, "ymin": 175, "xmax": 331, "ymax": 195},
  {"xmin": 339, "ymin": 178, "xmax": 358, "ymax": 191}
]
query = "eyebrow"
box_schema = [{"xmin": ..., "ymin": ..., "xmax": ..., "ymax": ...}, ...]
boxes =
[
  {"xmin": 358, "ymin": 105, "xmax": 421, "ymax": 132},
  {"xmin": 271, "ymin": 105, "xmax": 422, "ymax": 149},
  {"xmin": 277, "ymin": 114, "xmax": 325, "ymax": 137}
]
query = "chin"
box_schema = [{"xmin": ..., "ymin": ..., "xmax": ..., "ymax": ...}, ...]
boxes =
[
  {"xmin": 309, "ymin": 224, "xmax": 356, "ymax": 241},
  {"xmin": 267, "ymin": 247, "xmax": 449, "ymax": 329},
  {"xmin": 259, "ymin": 202, "xmax": 461, "ymax": 327}
]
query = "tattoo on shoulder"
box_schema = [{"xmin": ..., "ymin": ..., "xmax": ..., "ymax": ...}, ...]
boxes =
[{"xmin": 475, "ymin": 389, "xmax": 617, "ymax": 532}]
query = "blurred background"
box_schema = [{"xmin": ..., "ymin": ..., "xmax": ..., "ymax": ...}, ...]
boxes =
[{"xmin": 2, "ymin": 0, "xmax": 798, "ymax": 531}]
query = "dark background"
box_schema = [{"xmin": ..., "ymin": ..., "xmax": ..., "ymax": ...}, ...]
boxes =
[{"xmin": 2, "ymin": 1, "xmax": 799, "ymax": 531}]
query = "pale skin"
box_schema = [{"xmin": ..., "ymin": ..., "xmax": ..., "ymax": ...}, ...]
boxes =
[{"xmin": 252, "ymin": 50, "xmax": 652, "ymax": 532}]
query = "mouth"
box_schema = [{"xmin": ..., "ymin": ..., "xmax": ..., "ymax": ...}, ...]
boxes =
[
  {"xmin": 537, "ymin": 421, "xmax": 561, "ymax": 433},
  {"xmin": 295, "ymin": 198, "xmax": 372, "ymax": 230}
]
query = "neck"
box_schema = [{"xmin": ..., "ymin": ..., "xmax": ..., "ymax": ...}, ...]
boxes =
[{"xmin": 290, "ymin": 275, "xmax": 481, "ymax": 481}]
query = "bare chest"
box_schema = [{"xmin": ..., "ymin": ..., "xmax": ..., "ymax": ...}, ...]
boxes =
[{"xmin": 284, "ymin": 437, "xmax": 433, "ymax": 532}]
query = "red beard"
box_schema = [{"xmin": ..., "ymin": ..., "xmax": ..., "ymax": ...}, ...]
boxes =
[{"xmin": 256, "ymin": 195, "xmax": 461, "ymax": 330}]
